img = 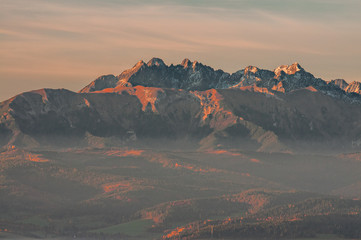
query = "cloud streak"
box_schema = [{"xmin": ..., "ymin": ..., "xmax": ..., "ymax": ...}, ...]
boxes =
[{"xmin": 1, "ymin": 0, "xmax": 361, "ymax": 101}]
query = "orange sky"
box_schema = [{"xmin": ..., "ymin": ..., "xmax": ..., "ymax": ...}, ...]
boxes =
[{"xmin": 1, "ymin": 0, "xmax": 361, "ymax": 101}]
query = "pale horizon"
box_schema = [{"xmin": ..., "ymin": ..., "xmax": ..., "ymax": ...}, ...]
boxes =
[{"xmin": 1, "ymin": 0, "xmax": 361, "ymax": 101}]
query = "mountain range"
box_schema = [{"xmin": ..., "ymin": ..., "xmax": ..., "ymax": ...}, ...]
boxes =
[
  {"xmin": 80, "ymin": 58, "xmax": 361, "ymax": 95},
  {"xmin": 1, "ymin": 58, "xmax": 361, "ymax": 152},
  {"xmin": 2, "ymin": 58, "xmax": 361, "ymax": 239}
]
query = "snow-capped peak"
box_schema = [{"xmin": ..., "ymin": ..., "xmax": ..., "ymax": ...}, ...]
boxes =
[
  {"xmin": 79, "ymin": 58, "xmax": 361, "ymax": 102},
  {"xmin": 244, "ymin": 66, "xmax": 259, "ymax": 74},
  {"xmin": 274, "ymin": 62, "xmax": 304, "ymax": 76}
]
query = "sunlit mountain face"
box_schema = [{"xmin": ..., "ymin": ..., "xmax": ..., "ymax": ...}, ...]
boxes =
[
  {"xmin": 1, "ymin": 59, "xmax": 361, "ymax": 239},
  {"xmin": 2, "ymin": 58, "xmax": 361, "ymax": 152}
]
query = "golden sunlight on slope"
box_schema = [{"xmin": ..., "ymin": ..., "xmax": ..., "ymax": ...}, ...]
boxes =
[
  {"xmin": 105, "ymin": 149, "xmax": 144, "ymax": 157},
  {"xmin": 173, "ymin": 162, "xmax": 219, "ymax": 173},
  {"xmin": 141, "ymin": 199, "xmax": 193, "ymax": 223},
  {"xmin": 95, "ymin": 86, "xmax": 164, "ymax": 112},
  {"xmin": 25, "ymin": 153, "xmax": 49, "ymax": 162},
  {"xmin": 250, "ymin": 158, "xmax": 261, "ymax": 163},
  {"xmin": 192, "ymin": 89, "xmax": 225, "ymax": 121},
  {"xmin": 149, "ymin": 152, "xmax": 222, "ymax": 173},
  {"xmin": 228, "ymin": 190, "xmax": 273, "ymax": 214},
  {"xmin": 206, "ymin": 149, "xmax": 245, "ymax": 157},
  {"xmin": 238, "ymin": 86, "xmax": 275, "ymax": 96},
  {"xmin": 0, "ymin": 148, "xmax": 49, "ymax": 164},
  {"xmin": 192, "ymin": 89, "xmax": 239, "ymax": 130},
  {"xmin": 305, "ymin": 86, "xmax": 318, "ymax": 92},
  {"xmin": 70, "ymin": 148, "xmax": 144, "ymax": 158},
  {"xmin": 164, "ymin": 227, "xmax": 187, "ymax": 239},
  {"xmin": 205, "ymin": 150, "xmax": 262, "ymax": 164},
  {"xmin": 102, "ymin": 182, "xmax": 132, "ymax": 193}
]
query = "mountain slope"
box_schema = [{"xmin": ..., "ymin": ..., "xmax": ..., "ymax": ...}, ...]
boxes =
[
  {"xmin": 1, "ymin": 87, "xmax": 361, "ymax": 152},
  {"xmin": 1, "ymin": 58, "xmax": 361, "ymax": 152}
]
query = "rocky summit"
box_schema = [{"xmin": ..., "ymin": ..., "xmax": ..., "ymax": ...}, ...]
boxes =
[
  {"xmin": 80, "ymin": 58, "xmax": 361, "ymax": 96},
  {"xmin": 1, "ymin": 58, "xmax": 361, "ymax": 152}
]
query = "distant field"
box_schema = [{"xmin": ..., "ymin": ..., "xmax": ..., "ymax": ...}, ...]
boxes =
[
  {"xmin": 90, "ymin": 219, "xmax": 155, "ymax": 237},
  {"xmin": 21, "ymin": 216, "xmax": 49, "ymax": 228},
  {"xmin": 1, "ymin": 147, "xmax": 361, "ymax": 239},
  {"xmin": 0, "ymin": 232, "xmax": 74, "ymax": 240},
  {"xmin": 295, "ymin": 234, "xmax": 348, "ymax": 240}
]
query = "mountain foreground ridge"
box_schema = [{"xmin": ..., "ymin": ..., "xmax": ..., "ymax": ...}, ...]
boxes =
[
  {"xmin": 1, "ymin": 58, "xmax": 361, "ymax": 152},
  {"xmin": 3, "ymin": 58, "xmax": 361, "ymax": 239}
]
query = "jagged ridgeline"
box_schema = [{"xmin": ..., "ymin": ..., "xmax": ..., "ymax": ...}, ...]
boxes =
[
  {"xmin": 80, "ymin": 58, "xmax": 361, "ymax": 94},
  {"xmin": 1, "ymin": 58, "xmax": 361, "ymax": 151}
]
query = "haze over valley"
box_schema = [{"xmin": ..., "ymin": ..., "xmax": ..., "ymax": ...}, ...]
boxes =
[
  {"xmin": 2, "ymin": 0, "xmax": 361, "ymax": 239},
  {"xmin": 1, "ymin": 58, "xmax": 361, "ymax": 239}
]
